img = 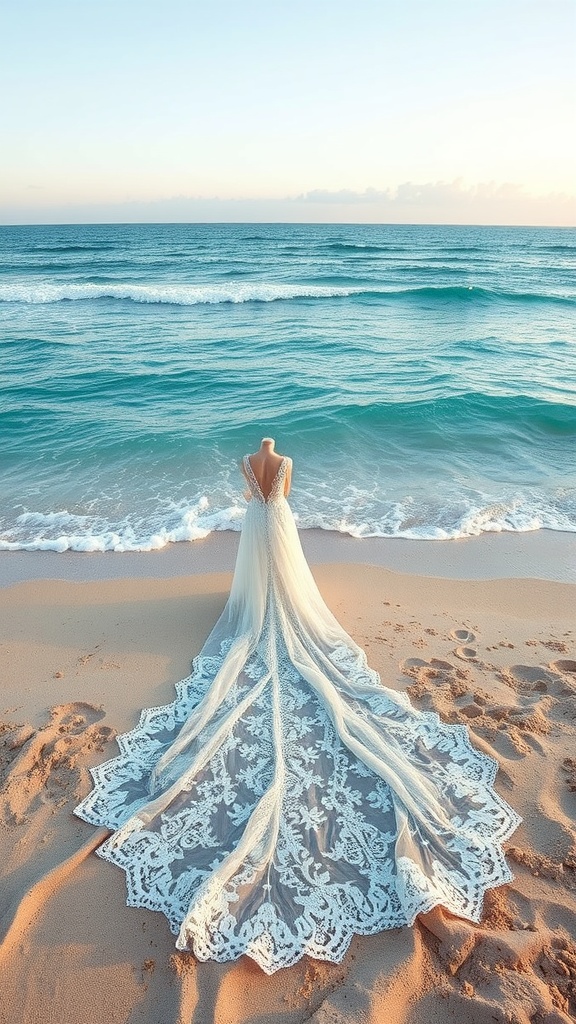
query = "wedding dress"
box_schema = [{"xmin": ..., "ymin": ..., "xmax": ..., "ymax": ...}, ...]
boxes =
[{"xmin": 75, "ymin": 454, "xmax": 521, "ymax": 974}]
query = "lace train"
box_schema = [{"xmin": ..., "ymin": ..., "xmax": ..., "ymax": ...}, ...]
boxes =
[{"xmin": 75, "ymin": 456, "xmax": 521, "ymax": 973}]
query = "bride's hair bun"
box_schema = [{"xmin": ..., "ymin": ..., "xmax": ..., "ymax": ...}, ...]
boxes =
[{"xmin": 261, "ymin": 436, "xmax": 275, "ymax": 444}]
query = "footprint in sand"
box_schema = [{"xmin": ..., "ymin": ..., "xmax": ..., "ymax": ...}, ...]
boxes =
[
  {"xmin": 400, "ymin": 657, "xmax": 456, "ymax": 679},
  {"xmin": 551, "ymin": 659, "xmax": 576, "ymax": 676},
  {"xmin": 502, "ymin": 663, "xmax": 576, "ymax": 698},
  {"xmin": 450, "ymin": 628, "xmax": 476, "ymax": 644},
  {"xmin": 451, "ymin": 629, "xmax": 478, "ymax": 662},
  {"xmin": 459, "ymin": 704, "xmax": 483, "ymax": 719},
  {"xmin": 0, "ymin": 702, "xmax": 115, "ymax": 821},
  {"xmin": 454, "ymin": 646, "xmax": 478, "ymax": 662}
]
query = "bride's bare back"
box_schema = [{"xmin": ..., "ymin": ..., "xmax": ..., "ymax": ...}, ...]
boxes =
[{"xmin": 241, "ymin": 437, "xmax": 292, "ymax": 500}]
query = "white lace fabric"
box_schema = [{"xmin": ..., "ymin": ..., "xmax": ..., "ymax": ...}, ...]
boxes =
[{"xmin": 75, "ymin": 455, "xmax": 521, "ymax": 974}]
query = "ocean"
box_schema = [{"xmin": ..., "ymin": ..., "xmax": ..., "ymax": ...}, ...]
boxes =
[{"xmin": 1, "ymin": 222, "xmax": 575, "ymax": 553}]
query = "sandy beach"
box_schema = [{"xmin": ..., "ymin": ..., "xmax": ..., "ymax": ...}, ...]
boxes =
[{"xmin": 1, "ymin": 537, "xmax": 575, "ymax": 1023}]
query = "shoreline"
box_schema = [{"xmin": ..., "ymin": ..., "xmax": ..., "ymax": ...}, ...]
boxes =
[{"xmin": 1, "ymin": 526, "xmax": 575, "ymax": 587}]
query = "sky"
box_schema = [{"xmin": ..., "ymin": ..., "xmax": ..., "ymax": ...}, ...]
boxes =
[{"xmin": 1, "ymin": 0, "xmax": 575, "ymax": 225}]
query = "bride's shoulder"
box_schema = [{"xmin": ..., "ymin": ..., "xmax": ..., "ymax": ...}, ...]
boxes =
[{"xmin": 276, "ymin": 454, "xmax": 292, "ymax": 473}]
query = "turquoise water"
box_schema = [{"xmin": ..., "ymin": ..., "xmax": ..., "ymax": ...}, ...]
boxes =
[{"xmin": 1, "ymin": 222, "xmax": 575, "ymax": 551}]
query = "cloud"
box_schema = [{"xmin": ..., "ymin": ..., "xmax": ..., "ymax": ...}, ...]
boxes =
[
  {"xmin": 1, "ymin": 180, "xmax": 574, "ymax": 226},
  {"xmin": 295, "ymin": 187, "xmax": 393, "ymax": 204},
  {"xmin": 296, "ymin": 179, "xmax": 575, "ymax": 210}
]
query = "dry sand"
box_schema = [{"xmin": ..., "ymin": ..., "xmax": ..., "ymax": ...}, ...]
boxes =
[{"xmin": 1, "ymin": 560, "xmax": 575, "ymax": 1023}]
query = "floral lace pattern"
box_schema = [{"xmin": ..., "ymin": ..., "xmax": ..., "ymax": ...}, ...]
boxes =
[{"xmin": 75, "ymin": 455, "xmax": 521, "ymax": 974}]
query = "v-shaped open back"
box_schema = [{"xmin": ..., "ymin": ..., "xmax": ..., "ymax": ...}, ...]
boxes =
[{"xmin": 244, "ymin": 454, "xmax": 287, "ymax": 503}]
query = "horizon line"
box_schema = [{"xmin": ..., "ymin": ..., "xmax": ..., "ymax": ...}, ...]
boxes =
[{"xmin": 1, "ymin": 219, "xmax": 575, "ymax": 230}]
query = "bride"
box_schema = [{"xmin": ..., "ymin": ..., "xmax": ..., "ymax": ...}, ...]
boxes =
[{"xmin": 75, "ymin": 437, "xmax": 521, "ymax": 974}]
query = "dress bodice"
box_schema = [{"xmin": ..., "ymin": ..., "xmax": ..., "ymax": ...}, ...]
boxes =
[{"xmin": 243, "ymin": 454, "xmax": 289, "ymax": 505}]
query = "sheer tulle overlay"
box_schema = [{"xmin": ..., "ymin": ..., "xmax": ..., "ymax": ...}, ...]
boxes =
[{"xmin": 75, "ymin": 456, "xmax": 521, "ymax": 974}]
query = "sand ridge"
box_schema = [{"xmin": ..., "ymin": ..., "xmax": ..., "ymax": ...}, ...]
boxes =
[{"xmin": 0, "ymin": 563, "xmax": 575, "ymax": 1023}]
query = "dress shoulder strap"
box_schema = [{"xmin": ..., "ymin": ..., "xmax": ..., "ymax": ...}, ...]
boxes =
[{"xmin": 243, "ymin": 454, "xmax": 264, "ymax": 502}]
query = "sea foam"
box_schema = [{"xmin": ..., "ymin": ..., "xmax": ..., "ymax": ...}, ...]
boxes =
[
  {"xmin": 1, "ymin": 492, "xmax": 575, "ymax": 553},
  {"xmin": 1, "ymin": 280, "xmax": 573, "ymax": 307},
  {"xmin": 0, "ymin": 281, "xmax": 358, "ymax": 305}
]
